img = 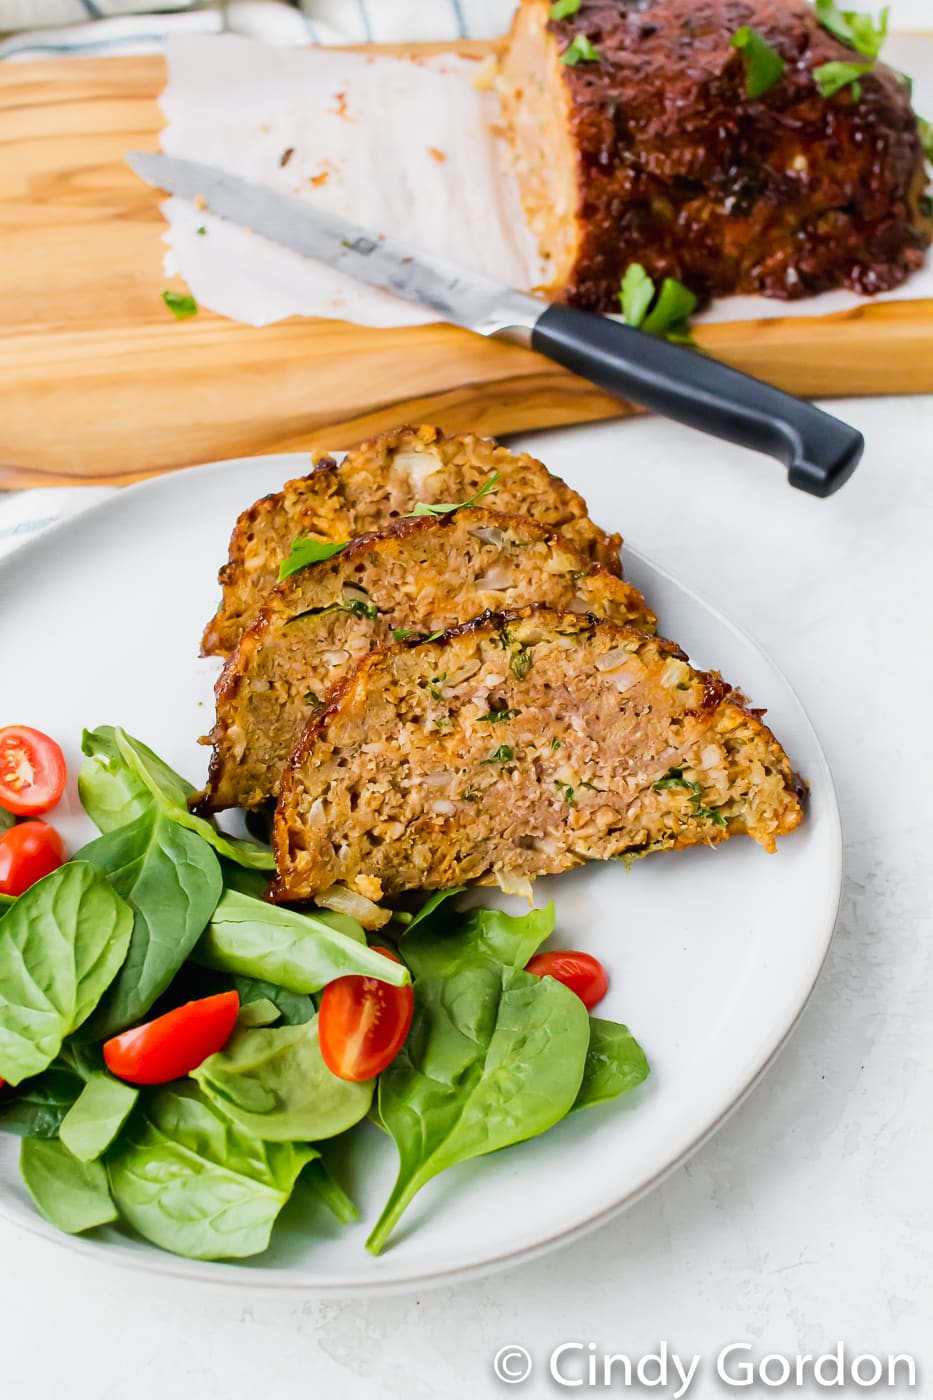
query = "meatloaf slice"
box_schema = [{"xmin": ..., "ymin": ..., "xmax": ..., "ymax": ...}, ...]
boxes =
[
  {"xmin": 499, "ymin": 0, "xmax": 932, "ymax": 308},
  {"xmin": 202, "ymin": 424, "xmax": 622, "ymax": 657},
  {"xmin": 271, "ymin": 606, "xmax": 802, "ymax": 903},
  {"xmin": 195, "ymin": 509, "xmax": 654, "ymax": 815}
]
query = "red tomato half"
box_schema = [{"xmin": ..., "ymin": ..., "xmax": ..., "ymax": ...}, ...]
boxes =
[
  {"xmin": 525, "ymin": 950, "xmax": 609, "ymax": 1011},
  {"xmin": 319, "ymin": 947, "xmax": 414, "ymax": 1083},
  {"xmin": 103, "ymin": 991, "xmax": 240, "ymax": 1086},
  {"xmin": 0, "ymin": 727, "xmax": 67, "ymax": 817},
  {"xmin": 0, "ymin": 821, "xmax": 66, "ymax": 897}
]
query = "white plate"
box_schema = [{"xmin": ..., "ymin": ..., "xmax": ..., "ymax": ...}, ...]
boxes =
[{"xmin": 0, "ymin": 453, "xmax": 841, "ymax": 1295}]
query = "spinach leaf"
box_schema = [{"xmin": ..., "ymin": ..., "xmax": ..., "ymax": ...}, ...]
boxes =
[
  {"xmin": 193, "ymin": 890, "xmax": 410, "ymax": 993},
  {"xmin": 0, "ymin": 808, "xmax": 15, "ymax": 835},
  {"xmin": 193, "ymin": 1016, "xmax": 373, "ymax": 1142},
  {"xmin": 108, "ymin": 1082, "xmax": 315, "ymax": 1260},
  {"xmin": 367, "ymin": 961, "xmax": 589, "ymax": 1254},
  {"xmin": 0, "ymin": 1066, "xmax": 83, "ymax": 1139},
  {"xmin": 236, "ymin": 998, "xmax": 281, "ymax": 1028},
  {"xmin": 112, "ymin": 729, "xmax": 275, "ymax": 870},
  {"xmin": 218, "ymin": 858, "xmax": 271, "ymax": 900},
  {"xmin": 393, "ymin": 887, "xmax": 465, "ymax": 932},
  {"xmin": 278, "ymin": 536, "xmax": 347, "ymax": 582},
  {"xmin": 401, "ymin": 901, "xmax": 554, "ymax": 980},
  {"xmin": 729, "ymin": 26, "xmax": 786, "ymax": 98},
  {"xmin": 0, "ymin": 863, "xmax": 133, "ymax": 1085},
  {"xmin": 407, "ymin": 471, "xmax": 499, "ymax": 518},
  {"xmin": 59, "ymin": 1073, "xmax": 138, "ymax": 1162},
  {"xmin": 222, "ymin": 973, "xmax": 315, "ymax": 1026},
  {"xmin": 0, "ymin": 892, "xmax": 15, "ymax": 912},
  {"xmin": 20, "ymin": 1138, "xmax": 117, "ymax": 1234},
  {"xmin": 304, "ymin": 1158, "xmax": 360, "ymax": 1224},
  {"xmin": 77, "ymin": 811, "xmax": 222, "ymax": 1037},
  {"xmin": 79, "ymin": 726, "xmax": 153, "ymax": 833},
  {"xmin": 163, "ymin": 290, "xmax": 198, "ymax": 319},
  {"xmin": 572, "ymin": 1019, "xmax": 650, "ymax": 1111}
]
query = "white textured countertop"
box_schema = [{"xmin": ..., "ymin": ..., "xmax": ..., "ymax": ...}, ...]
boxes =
[{"xmin": 1, "ymin": 398, "xmax": 931, "ymax": 1398}]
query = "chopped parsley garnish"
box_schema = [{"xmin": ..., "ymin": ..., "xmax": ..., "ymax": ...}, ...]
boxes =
[
  {"xmin": 278, "ymin": 537, "xmax": 346, "ymax": 582},
  {"xmin": 434, "ymin": 717, "xmax": 452, "ymax": 732},
  {"xmin": 196, "ymin": 226, "xmax": 207, "ymax": 236},
  {"xmin": 550, "ymin": 0, "xmax": 580, "ymax": 17},
  {"xmin": 814, "ymin": 59, "xmax": 875, "ymax": 99},
  {"xmin": 814, "ymin": 0, "xmax": 888, "ymax": 59},
  {"xmin": 428, "ymin": 674, "xmax": 447, "ymax": 701},
  {"xmin": 303, "ymin": 691, "xmax": 323, "ymax": 708},
  {"xmin": 550, "ymin": 738, "xmax": 561, "ymax": 751},
  {"xmin": 477, "ymin": 707, "xmax": 519, "ymax": 723},
  {"xmin": 481, "ymin": 745, "xmax": 514, "ymax": 765},
  {"xmin": 561, "ymin": 33, "xmax": 600, "ymax": 65},
  {"xmin": 162, "ymin": 291, "xmax": 198, "ymax": 320},
  {"xmin": 730, "ymin": 27, "xmax": 786, "ymax": 99},
  {"xmin": 555, "ymin": 781, "xmax": 575, "ymax": 807},
  {"xmin": 619, "ymin": 264, "xmax": 698, "ymax": 345},
  {"xmin": 651, "ymin": 768, "xmax": 727, "ymax": 827},
  {"xmin": 509, "ymin": 648, "xmax": 534, "ymax": 681},
  {"xmin": 462, "ymin": 789, "xmax": 479, "ymax": 802},
  {"xmin": 408, "ymin": 472, "xmax": 499, "ymax": 518}
]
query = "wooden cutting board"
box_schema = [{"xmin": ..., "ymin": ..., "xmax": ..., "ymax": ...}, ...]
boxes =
[{"xmin": 2, "ymin": 47, "xmax": 932, "ymax": 488}]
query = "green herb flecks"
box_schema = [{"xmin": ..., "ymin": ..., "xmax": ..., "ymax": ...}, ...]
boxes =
[
  {"xmin": 561, "ymin": 33, "xmax": 600, "ymax": 65},
  {"xmin": 550, "ymin": 738, "xmax": 561, "ymax": 751},
  {"xmin": 408, "ymin": 472, "xmax": 499, "ymax": 518},
  {"xmin": 304, "ymin": 691, "xmax": 323, "ymax": 708},
  {"xmin": 509, "ymin": 647, "xmax": 534, "ymax": 681},
  {"xmin": 555, "ymin": 782, "xmax": 575, "ymax": 807},
  {"xmin": 651, "ymin": 768, "xmax": 728, "ymax": 828},
  {"xmin": 392, "ymin": 629, "xmax": 415, "ymax": 642},
  {"xmin": 730, "ymin": 27, "xmax": 786, "ymax": 99},
  {"xmin": 917, "ymin": 114, "xmax": 933, "ymax": 162},
  {"xmin": 277, "ymin": 537, "xmax": 347, "ymax": 583},
  {"xmin": 477, "ymin": 707, "xmax": 519, "ymax": 723},
  {"xmin": 619, "ymin": 264, "xmax": 698, "ymax": 345},
  {"xmin": 481, "ymin": 745, "xmax": 514, "ymax": 766},
  {"xmin": 162, "ymin": 291, "xmax": 198, "ymax": 320},
  {"xmin": 550, "ymin": 0, "xmax": 580, "ymax": 17},
  {"xmin": 814, "ymin": 0, "xmax": 888, "ymax": 59},
  {"xmin": 814, "ymin": 59, "xmax": 875, "ymax": 98}
]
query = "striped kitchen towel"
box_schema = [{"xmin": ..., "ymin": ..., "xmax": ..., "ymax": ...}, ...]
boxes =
[{"xmin": 0, "ymin": 1, "xmax": 513, "ymax": 59}]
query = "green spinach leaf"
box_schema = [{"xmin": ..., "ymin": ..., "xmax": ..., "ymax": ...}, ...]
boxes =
[
  {"xmin": 303, "ymin": 1158, "xmax": 360, "ymax": 1224},
  {"xmin": 367, "ymin": 961, "xmax": 589, "ymax": 1254},
  {"xmin": 21, "ymin": 1138, "xmax": 117, "ymax": 1234},
  {"xmin": 77, "ymin": 811, "xmax": 222, "ymax": 1037},
  {"xmin": 401, "ymin": 901, "xmax": 554, "ymax": 980},
  {"xmin": 79, "ymin": 726, "xmax": 153, "ymax": 833},
  {"xmin": 278, "ymin": 536, "xmax": 346, "ymax": 582},
  {"xmin": 730, "ymin": 26, "xmax": 786, "ymax": 98},
  {"xmin": 112, "ymin": 729, "xmax": 275, "ymax": 870},
  {"xmin": 108, "ymin": 1082, "xmax": 315, "ymax": 1260},
  {"xmin": 0, "ymin": 1065, "xmax": 83, "ymax": 1139},
  {"xmin": 572, "ymin": 1019, "xmax": 650, "ymax": 1111},
  {"xmin": 59, "ymin": 1073, "xmax": 138, "ymax": 1162},
  {"xmin": 0, "ymin": 863, "xmax": 133, "ymax": 1085},
  {"xmin": 193, "ymin": 890, "xmax": 410, "ymax": 993},
  {"xmin": 193, "ymin": 1016, "xmax": 372, "ymax": 1141}
]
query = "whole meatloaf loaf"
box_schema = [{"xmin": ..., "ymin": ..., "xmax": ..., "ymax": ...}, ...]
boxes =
[
  {"xmin": 498, "ymin": 0, "xmax": 932, "ymax": 308},
  {"xmin": 195, "ymin": 509, "xmax": 655, "ymax": 814},
  {"xmin": 272, "ymin": 607, "xmax": 803, "ymax": 903},
  {"xmin": 202, "ymin": 425, "xmax": 622, "ymax": 657}
]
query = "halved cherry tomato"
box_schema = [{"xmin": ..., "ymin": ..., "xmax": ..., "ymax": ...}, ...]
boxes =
[
  {"xmin": 319, "ymin": 947, "xmax": 413, "ymax": 1083},
  {"xmin": 0, "ymin": 727, "xmax": 67, "ymax": 817},
  {"xmin": 103, "ymin": 991, "xmax": 240, "ymax": 1086},
  {"xmin": 525, "ymin": 950, "xmax": 609, "ymax": 1011},
  {"xmin": 0, "ymin": 820, "xmax": 66, "ymax": 897}
]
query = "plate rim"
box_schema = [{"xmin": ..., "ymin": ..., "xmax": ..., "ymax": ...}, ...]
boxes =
[{"xmin": 0, "ymin": 452, "xmax": 843, "ymax": 1295}]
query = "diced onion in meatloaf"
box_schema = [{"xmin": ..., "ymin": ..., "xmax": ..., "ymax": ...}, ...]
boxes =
[
  {"xmin": 201, "ymin": 424, "xmax": 622, "ymax": 657},
  {"xmin": 271, "ymin": 606, "xmax": 803, "ymax": 902},
  {"xmin": 194, "ymin": 508, "xmax": 654, "ymax": 814}
]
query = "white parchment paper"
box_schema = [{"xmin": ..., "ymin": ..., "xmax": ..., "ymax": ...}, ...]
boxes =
[{"xmin": 159, "ymin": 31, "xmax": 933, "ymax": 330}]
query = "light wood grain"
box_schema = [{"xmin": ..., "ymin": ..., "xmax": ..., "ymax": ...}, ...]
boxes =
[{"xmin": 1, "ymin": 51, "xmax": 931, "ymax": 488}]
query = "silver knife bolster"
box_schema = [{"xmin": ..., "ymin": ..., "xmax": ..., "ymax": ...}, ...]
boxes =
[{"xmin": 473, "ymin": 290, "xmax": 543, "ymax": 346}]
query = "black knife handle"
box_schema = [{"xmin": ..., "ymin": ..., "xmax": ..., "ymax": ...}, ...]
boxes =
[{"xmin": 530, "ymin": 304, "xmax": 863, "ymax": 498}]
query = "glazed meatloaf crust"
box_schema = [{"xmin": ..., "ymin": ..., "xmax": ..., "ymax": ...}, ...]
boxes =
[
  {"xmin": 195, "ymin": 509, "xmax": 655, "ymax": 814},
  {"xmin": 499, "ymin": 0, "xmax": 932, "ymax": 308},
  {"xmin": 272, "ymin": 606, "xmax": 803, "ymax": 903},
  {"xmin": 202, "ymin": 425, "xmax": 623, "ymax": 657}
]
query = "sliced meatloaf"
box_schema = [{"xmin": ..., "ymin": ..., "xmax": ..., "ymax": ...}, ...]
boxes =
[
  {"xmin": 271, "ymin": 606, "xmax": 803, "ymax": 903},
  {"xmin": 499, "ymin": 0, "xmax": 932, "ymax": 308},
  {"xmin": 202, "ymin": 424, "xmax": 623, "ymax": 657},
  {"xmin": 195, "ymin": 509, "xmax": 655, "ymax": 814}
]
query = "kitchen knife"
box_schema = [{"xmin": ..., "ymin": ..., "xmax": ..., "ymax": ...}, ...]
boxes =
[{"xmin": 129, "ymin": 151, "xmax": 863, "ymax": 498}]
